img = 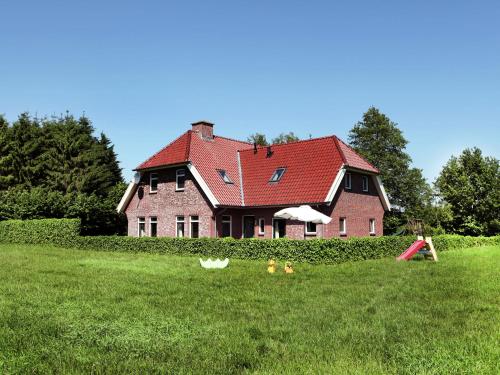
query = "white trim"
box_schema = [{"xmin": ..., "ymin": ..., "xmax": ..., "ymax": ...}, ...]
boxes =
[
  {"xmin": 258, "ymin": 218, "xmax": 265, "ymax": 235},
  {"xmin": 187, "ymin": 164, "xmax": 220, "ymax": 207},
  {"xmin": 369, "ymin": 218, "xmax": 376, "ymax": 235},
  {"xmin": 339, "ymin": 217, "xmax": 347, "ymax": 235},
  {"xmin": 305, "ymin": 221, "xmax": 317, "ymax": 235},
  {"xmin": 362, "ymin": 175, "xmax": 369, "ymax": 192},
  {"xmin": 221, "ymin": 215, "xmax": 232, "ymax": 237},
  {"xmin": 272, "ymin": 218, "xmax": 286, "ymax": 239},
  {"xmin": 117, "ymin": 181, "xmax": 139, "ymax": 213},
  {"xmin": 176, "ymin": 169, "xmax": 186, "ymax": 191},
  {"xmin": 189, "ymin": 215, "xmax": 200, "ymax": 238},
  {"xmin": 345, "ymin": 172, "xmax": 352, "ymax": 190},
  {"xmin": 150, "ymin": 216, "xmax": 158, "ymax": 237},
  {"xmin": 237, "ymin": 151, "xmax": 245, "ymax": 206},
  {"xmin": 176, "ymin": 215, "xmax": 186, "ymax": 238},
  {"xmin": 242, "ymin": 215, "xmax": 255, "ymax": 238},
  {"xmin": 325, "ymin": 165, "xmax": 346, "ymax": 204},
  {"xmin": 372, "ymin": 175, "xmax": 391, "ymax": 211},
  {"xmin": 150, "ymin": 172, "xmax": 158, "ymax": 193},
  {"xmin": 137, "ymin": 217, "xmax": 145, "ymax": 237}
]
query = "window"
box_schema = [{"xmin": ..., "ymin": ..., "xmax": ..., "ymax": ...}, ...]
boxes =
[
  {"xmin": 345, "ymin": 173, "xmax": 352, "ymax": 190},
  {"xmin": 258, "ymin": 218, "xmax": 265, "ymax": 235},
  {"xmin": 138, "ymin": 217, "xmax": 145, "ymax": 237},
  {"xmin": 339, "ymin": 217, "xmax": 347, "ymax": 235},
  {"xmin": 269, "ymin": 168, "xmax": 286, "ymax": 182},
  {"xmin": 221, "ymin": 215, "xmax": 232, "ymax": 237},
  {"xmin": 150, "ymin": 173, "xmax": 158, "ymax": 193},
  {"xmin": 176, "ymin": 216, "xmax": 185, "ymax": 237},
  {"xmin": 362, "ymin": 175, "xmax": 369, "ymax": 192},
  {"xmin": 190, "ymin": 216, "xmax": 200, "ymax": 238},
  {"xmin": 305, "ymin": 222, "xmax": 317, "ymax": 235},
  {"xmin": 369, "ymin": 218, "xmax": 376, "ymax": 235},
  {"xmin": 150, "ymin": 217, "xmax": 158, "ymax": 237},
  {"xmin": 176, "ymin": 169, "xmax": 186, "ymax": 191},
  {"xmin": 217, "ymin": 169, "xmax": 233, "ymax": 184}
]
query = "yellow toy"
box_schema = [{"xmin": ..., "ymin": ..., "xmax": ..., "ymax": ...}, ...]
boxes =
[
  {"xmin": 284, "ymin": 262, "xmax": 294, "ymax": 274},
  {"xmin": 267, "ymin": 259, "xmax": 276, "ymax": 273}
]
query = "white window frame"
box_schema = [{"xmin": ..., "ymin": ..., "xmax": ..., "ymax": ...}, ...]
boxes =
[
  {"xmin": 269, "ymin": 168, "xmax": 286, "ymax": 182},
  {"xmin": 138, "ymin": 217, "xmax": 146, "ymax": 237},
  {"xmin": 369, "ymin": 218, "xmax": 376, "ymax": 235},
  {"xmin": 242, "ymin": 215, "xmax": 255, "ymax": 238},
  {"xmin": 150, "ymin": 216, "xmax": 158, "ymax": 237},
  {"xmin": 339, "ymin": 217, "xmax": 347, "ymax": 235},
  {"xmin": 150, "ymin": 172, "xmax": 159, "ymax": 193},
  {"xmin": 362, "ymin": 175, "xmax": 369, "ymax": 192},
  {"xmin": 176, "ymin": 215, "xmax": 185, "ymax": 238},
  {"xmin": 221, "ymin": 215, "xmax": 232, "ymax": 237},
  {"xmin": 189, "ymin": 215, "xmax": 200, "ymax": 238},
  {"xmin": 345, "ymin": 173, "xmax": 352, "ymax": 190},
  {"xmin": 305, "ymin": 221, "xmax": 317, "ymax": 235},
  {"xmin": 217, "ymin": 169, "xmax": 233, "ymax": 184},
  {"xmin": 258, "ymin": 218, "xmax": 265, "ymax": 235},
  {"xmin": 176, "ymin": 169, "xmax": 186, "ymax": 191}
]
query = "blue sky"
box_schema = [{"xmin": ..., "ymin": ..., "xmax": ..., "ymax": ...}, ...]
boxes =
[{"xmin": 1, "ymin": 0, "xmax": 498, "ymax": 183}]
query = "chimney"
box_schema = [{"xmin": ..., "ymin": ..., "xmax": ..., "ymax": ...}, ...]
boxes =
[{"xmin": 191, "ymin": 121, "xmax": 214, "ymax": 140}]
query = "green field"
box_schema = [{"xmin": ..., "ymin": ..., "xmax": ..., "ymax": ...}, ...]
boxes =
[{"xmin": 0, "ymin": 244, "xmax": 499, "ymax": 374}]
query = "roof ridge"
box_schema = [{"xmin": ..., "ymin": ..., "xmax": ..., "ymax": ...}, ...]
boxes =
[
  {"xmin": 333, "ymin": 136, "xmax": 347, "ymax": 164},
  {"xmin": 238, "ymin": 134, "xmax": 337, "ymax": 152},
  {"xmin": 184, "ymin": 130, "xmax": 192, "ymax": 160},
  {"xmin": 214, "ymin": 135, "xmax": 252, "ymax": 145},
  {"xmin": 135, "ymin": 130, "xmax": 190, "ymax": 170},
  {"xmin": 335, "ymin": 137, "xmax": 379, "ymax": 172}
]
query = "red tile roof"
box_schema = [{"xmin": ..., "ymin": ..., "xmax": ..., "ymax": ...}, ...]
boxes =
[
  {"xmin": 135, "ymin": 131, "xmax": 379, "ymax": 207},
  {"xmin": 335, "ymin": 138, "xmax": 379, "ymax": 173}
]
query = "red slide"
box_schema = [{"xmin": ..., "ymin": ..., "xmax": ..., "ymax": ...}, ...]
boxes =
[{"xmin": 397, "ymin": 240, "xmax": 427, "ymax": 261}]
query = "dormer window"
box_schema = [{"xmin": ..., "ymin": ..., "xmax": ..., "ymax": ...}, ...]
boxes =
[
  {"xmin": 176, "ymin": 169, "xmax": 186, "ymax": 191},
  {"xmin": 269, "ymin": 168, "xmax": 286, "ymax": 182},
  {"xmin": 217, "ymin": 169, "xmax": 233, "ymax": 184},
  {"xmin": 345, "ymin": 173, "xmax": 352, "ymax": 190},
  {"xmin": 362, "ymin": 175, "xmax": 369, "ymax": 192},
  {"xmin": 150, "ymin": 172, "xmax": 158, "ymax": 193}
]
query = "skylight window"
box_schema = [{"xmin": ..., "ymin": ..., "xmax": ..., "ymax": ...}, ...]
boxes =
[
  {"xmin": 269, "ymin": 168, "xmax": 286, "ymax": 182},
  {"xmin": 217, "ymin": 169, "xmax": 233, "ymax": 184}
]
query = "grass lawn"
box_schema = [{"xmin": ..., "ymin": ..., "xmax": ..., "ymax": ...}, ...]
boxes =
[{"xmin": 0, "ymin": 244, "xmax": 499, "ymax": 374}]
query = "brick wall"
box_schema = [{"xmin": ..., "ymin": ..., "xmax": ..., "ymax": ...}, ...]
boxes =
[
  {"xmin": 125, "ymin": 167, "xmax": 215, "ymax": 237},
  {"xmin": 125, "ymin": 169, "xmax": 385, "ymax": 239},
  {"xmin": 321, "ymin": 172, "xmax": 385, "ymax": 238}
]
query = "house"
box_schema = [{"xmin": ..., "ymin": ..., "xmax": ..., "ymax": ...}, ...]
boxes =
[{"xmin": 117, "ymin": 121, "xmax": 390, "ymax": 239}]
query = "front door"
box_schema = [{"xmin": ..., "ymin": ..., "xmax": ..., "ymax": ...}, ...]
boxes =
[
  {"xmin": 243, "ymin": 216, "xmax": 255, "ymax": 238},
  {"xmin": 273, "ymin": 219, "xmax": 286, "ymax": 238}
]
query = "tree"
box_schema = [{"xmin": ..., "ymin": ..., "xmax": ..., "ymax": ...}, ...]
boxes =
[
  {"xmin": 247, "ymin": 133, "xmax": 269, "ymax": 146},
  {"xmin": 271, "ymin": 132, "xmax": 300, "ymax": 144},
  {"xmin": 348, "ymin": 107, "xmax": 432, "ymax": 230},
  {"xmin": 435, "ymin": 148, "xmax": 499, "ymax": 235},
  {"xmin": 0, "ymin": 115, "xmax": 14, "ymax": 189}
]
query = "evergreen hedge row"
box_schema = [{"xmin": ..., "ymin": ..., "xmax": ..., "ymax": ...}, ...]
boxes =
[{"xmin": 0, "ymin": 219, "xmax": 498, "ymax": 264}]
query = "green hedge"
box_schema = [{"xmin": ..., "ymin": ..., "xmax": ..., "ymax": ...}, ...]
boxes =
[
  {"xmin": 0, "ymin": 219, "xmax": 498, "ymax": 264},
  {"xmin": 0, "ymin": 219, "xmax": 80, "ymax": 246}
]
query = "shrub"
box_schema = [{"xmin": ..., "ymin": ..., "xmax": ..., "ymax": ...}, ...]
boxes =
[
  {"xmin": 0, "ymin": 219, "xmax": 80, "ymax": 246},
  {"xmin": 0, "ymin": 219, "xmax": 498, "ymax": 264}
]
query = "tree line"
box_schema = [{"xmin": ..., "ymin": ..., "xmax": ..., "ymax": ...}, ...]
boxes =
[
  {"xmin": 0, "ymin": 113, "xmax": 127, "ymax": 234},
  {"xmin": 248, "ymin": 107, "xmax": 499, "ymax": 236},
  {"xmin": 1, "ymin": 109, "xmax": 498, "ymax": 236}
]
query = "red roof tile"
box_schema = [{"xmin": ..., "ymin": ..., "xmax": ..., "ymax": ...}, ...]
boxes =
[
  {"xmin": 239, "ymin": 137, "xmax": 344, "ymax": 206},
  {"xmin": 135, "ymin": 130, "xmax": 379, "ymax": 207},
  {"xmin": 136, "ymin": 131, "xmax": 191, "ymax": 170},
  {"xmin": 335, "ymin": 138, "xmax": 379, "ymax": 173}
]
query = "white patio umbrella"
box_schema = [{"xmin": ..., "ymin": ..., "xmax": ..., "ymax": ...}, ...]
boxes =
[{"xmin": 274, "ymin": 205, "xmax": 332, "ymax": 224}]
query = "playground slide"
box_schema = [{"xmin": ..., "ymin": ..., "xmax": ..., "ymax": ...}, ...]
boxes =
[{"xmin": 397, "ymin": 240, "xmax": 427, "ymax": 261}]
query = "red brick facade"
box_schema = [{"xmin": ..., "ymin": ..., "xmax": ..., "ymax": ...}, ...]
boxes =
[{"xmin": 125, "ymin": 168, "xmax": 385, "ymax": 239}]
